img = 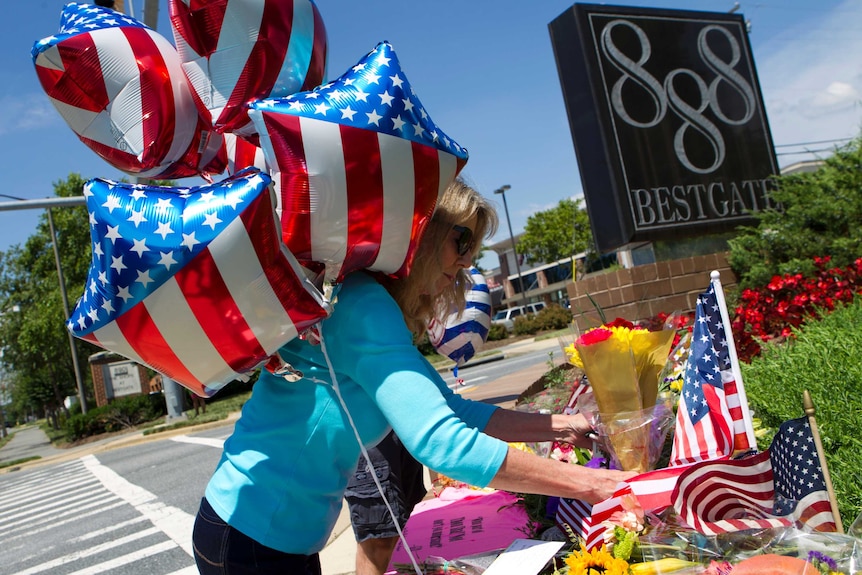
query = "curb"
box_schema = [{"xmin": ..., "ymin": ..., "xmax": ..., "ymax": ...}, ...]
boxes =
[{"xmin": 0, "ymin": 412, "xmax": 241, "ymax": 474}]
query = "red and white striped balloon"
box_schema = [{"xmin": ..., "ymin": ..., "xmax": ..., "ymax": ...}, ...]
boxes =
[
  {"xmin": 224, "ymin": 133, "xmax": 269, "ymax": 176},
  {"xmin": 32, "ymin": 2, "xmax": 226, "ymax": 180},
  {"xmin": 169, "ymin": 0, "xmax": 328, "ymax": 141}
]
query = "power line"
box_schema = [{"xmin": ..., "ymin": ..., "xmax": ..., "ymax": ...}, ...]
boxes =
[
  {"xmin": 774, "ymin": 137, "xmax": 854, "ymax": 148},
  {"xmin": 776, "ymin": 147, "xmax": 845, "ymax": 156}
]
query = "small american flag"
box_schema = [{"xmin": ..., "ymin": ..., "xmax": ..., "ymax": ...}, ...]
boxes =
[
  {"xmin": 32, "ymin": 2, "xmax": 226, "ymax": 180},
  {"xmin": 249, "ymin": 41, "xmax": 468, "ymax": 283},
  {"xmin": 563, "ymin": 466, "xmax": 690, "ymax": 550},
  {"xmin": 770, "ymin": 417, "xmax": 838, "ymax": 532},
  {"xmin": 169, "ymin": 0, "xmax": 328, "ymax": 139},
  {"xmin": 563, "ymin": 375, "xmax": 591, "ymax": 415},
  {"xmin": 556, "ymin": 496, "xmax": 592, "ymax": 541},
  {"xmin": 671, "ymin": 417, "xmax": 837, "ymax": 535},
  {"xmin": 670, "ymin": 282, "xmax": 753, "ymax": 466},
  {"xmin": 68, "ymin": 168, "xmax": 330, "ymax": 397}
]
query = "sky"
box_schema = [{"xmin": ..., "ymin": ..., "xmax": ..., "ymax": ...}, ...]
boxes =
[{"xmin": 3, "ymin": 0, "xmax": 862, "ymax": 271}]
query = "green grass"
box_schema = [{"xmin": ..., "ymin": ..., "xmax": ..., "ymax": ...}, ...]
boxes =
[
  {"xmin": 0, "ymin": 455, "xmax": 41, "ymax": 470},
  {"xmin": 741, "ymin": 297, "xmax": 862, "ymax": 529},
  {"xmin": 143, "ymin": 390, "xmax": 252, "ymax": 435}
]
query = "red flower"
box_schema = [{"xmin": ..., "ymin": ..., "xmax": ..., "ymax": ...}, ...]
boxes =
[
  {"xmin": 606, "ymin": 317, "xmax": 637, "ymax": 330},
  {"xmin": 577, "ymin": 327, "xmax": 614, "ymax": 346}
]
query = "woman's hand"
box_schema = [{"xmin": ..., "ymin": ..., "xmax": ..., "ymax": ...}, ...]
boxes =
[
  {"xmin": 559, "ymin": 413, "xmax": 596, "ymax": 449},
  {"xmin": 581, "ymin": 468, "xmax": 639, "ymax": 504}
]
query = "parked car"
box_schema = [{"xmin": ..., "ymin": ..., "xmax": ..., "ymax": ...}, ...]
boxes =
[{"xmin": 491, "ymin": 302, "xmax": 546, "ymax": 332}]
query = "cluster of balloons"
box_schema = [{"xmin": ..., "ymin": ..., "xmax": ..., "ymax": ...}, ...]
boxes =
[{"xmin": 33, "ymin": 1, "xmax": 486, "ymax": 396}]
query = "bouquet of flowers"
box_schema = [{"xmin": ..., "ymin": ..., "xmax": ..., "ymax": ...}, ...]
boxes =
[{"xmin": 564, "ymin": 318, "xmax": 677, "ymax": 472}]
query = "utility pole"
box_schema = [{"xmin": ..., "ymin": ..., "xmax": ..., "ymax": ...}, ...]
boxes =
[
  {"xmin": 494, "ymin": 185, "xmax": 530, "ymax": 311},
  {"xmin": 0, "ymin": 196, "xmax": 89, "ymax": 414}
]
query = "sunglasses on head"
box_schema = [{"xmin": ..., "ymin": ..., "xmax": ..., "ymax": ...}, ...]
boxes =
[{"xmin": 452, "ymin": 225, "xmax": 474, "ymax": 257}]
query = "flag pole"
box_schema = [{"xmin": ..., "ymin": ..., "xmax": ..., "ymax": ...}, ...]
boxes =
[
  {"xmin": 803, "ymin": 389, "xmax": 843, "ymax": 533},
  {"xmin": 709, "ymin": 271, "xmax": 757, "ymax": 449}
]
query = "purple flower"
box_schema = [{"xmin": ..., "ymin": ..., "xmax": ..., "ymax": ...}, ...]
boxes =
[
  {"xmin": 584, "ymin": 456, "xmax": 608, "ymax": 469},
  {"xmin": 807, "ymin": 550, "xmax": 837, "ymax": 572}
]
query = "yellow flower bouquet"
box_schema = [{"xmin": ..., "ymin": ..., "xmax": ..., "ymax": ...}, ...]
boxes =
[{"xmin": 565, "ymin": 318, "xmax": 676, "ymax": 472}]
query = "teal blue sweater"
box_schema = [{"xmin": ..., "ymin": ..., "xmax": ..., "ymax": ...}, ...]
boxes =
[{"xmin": 204, "ymin": 272, "xmax": 508, "ymax": 553}]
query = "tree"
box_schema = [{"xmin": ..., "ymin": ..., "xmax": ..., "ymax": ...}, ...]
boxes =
[
  {"xmin": 516, "ymin": 198, "xmax": 593, "ymax": 265},
  {"xmin": 0, "ymin": 174, "xmax": 99, "ymax": 427},
  {"xmin": 728, "ymin": 136, "xmax": 862, "ymax": 287}
]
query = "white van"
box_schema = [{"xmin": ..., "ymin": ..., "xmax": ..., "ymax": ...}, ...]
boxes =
[{"xmin": 491, "ymin": 302, "xmax": 546, "ymax": 332}]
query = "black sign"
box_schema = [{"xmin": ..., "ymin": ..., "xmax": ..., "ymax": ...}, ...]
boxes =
[{"xmin": 549, "ymin": 4, "xmax": 779, "ymax": 251}]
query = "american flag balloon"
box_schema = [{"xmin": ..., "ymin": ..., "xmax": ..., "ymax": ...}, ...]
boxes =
[
  {"xmin": 68, "ymin": 168, "xmax": 331, "ymax": 397},
  {"xmin": 249, "ymin": 41, "xmax": 469, "ymax": 283},
  {"xmin": 169, "ymin": 0, "xmax": 328, "ymax": 140},
  {"xmin": 32, "ymin": 2, "xmax": 227, "ymax": 180},
  {"xmin": 427, "ymin": 268, "xmax": 492, "ymax": 366},
  {"xmin": 224, "ymin": 133, "xmax": 269, "ymax": 176}
]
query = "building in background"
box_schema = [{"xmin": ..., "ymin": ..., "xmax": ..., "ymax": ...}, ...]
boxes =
[{"xmin": 485, "ymin": 234, "xmax": 586, "ymax": 312}]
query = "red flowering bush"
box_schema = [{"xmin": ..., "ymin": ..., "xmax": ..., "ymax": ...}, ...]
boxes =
[{"xmin": 731, "ymin": 256, "xmax": 862, "ymax": 363}]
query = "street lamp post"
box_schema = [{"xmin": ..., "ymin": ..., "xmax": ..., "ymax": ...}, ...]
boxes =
[
  {"xmin": 494, "ymin": 185, "xmax": 530, "ymax": 310},
  {"xmin": 0, "ymin": 195, "xmax": 88, "ymax": 414}
]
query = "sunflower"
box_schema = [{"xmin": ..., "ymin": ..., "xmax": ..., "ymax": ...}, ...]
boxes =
[{"xmin": 564, "ymin": 544, "xmax": 631, "ymax": 575}]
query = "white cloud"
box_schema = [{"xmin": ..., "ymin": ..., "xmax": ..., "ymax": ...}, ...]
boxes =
[
  {"xmin": 0, "ymin": 93, "xmax": 59, "ymax": 136},
  {"xmin": 800, "ymin": 81, "xmax": 861, "ymax": 118},
  {"xmin": 754, "ymin": 0, "xmax": 862, "ymax": 158}
]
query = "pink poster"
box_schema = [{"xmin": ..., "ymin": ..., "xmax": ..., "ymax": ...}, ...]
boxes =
[{"xmin": 388, "ymin": 488, "xmax": 534, "ymax": 570}]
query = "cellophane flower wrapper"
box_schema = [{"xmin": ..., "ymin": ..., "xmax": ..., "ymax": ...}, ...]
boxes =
[
  {"xmin": 577, "ymin": 391, "xmax": 676, "ymax": 472},
  {"xmin": 567, "ymin": 321, "xmax": 676, "ymax": 472},
  {"xmin": 636, "ymin": 507, "xmax": 862, "ymax": 573},
  {"xmin": 572, "ymin": 330, "xmax": 645, "ymax": 470},
  {"xmin": 390, "ymin": 554, "xmax": 487, "ymax": 575},
  {"xmin": 630, "ymin": 328, "xmax": 677, "ymax": 410}
]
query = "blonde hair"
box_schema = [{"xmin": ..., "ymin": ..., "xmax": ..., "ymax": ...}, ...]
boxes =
[{"xmin": 383, "ymin": 178, "xmax": 499, "ymax": 338}]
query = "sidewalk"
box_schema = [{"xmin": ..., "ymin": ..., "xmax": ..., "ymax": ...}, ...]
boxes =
[{"xmin": 0, "ymin": 335, "xmax": 563, "ymax": 575}]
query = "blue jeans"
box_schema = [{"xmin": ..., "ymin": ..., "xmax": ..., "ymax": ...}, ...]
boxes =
[{"xmin": 193, "ymin": 497, "xmax": 322, "ymax": 575}]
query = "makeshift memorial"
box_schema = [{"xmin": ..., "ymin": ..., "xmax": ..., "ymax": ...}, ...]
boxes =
[
  {"xmin": 564, "ymin": 318, "xmax": 676, "ymax": 472},
  {"xmin": 32, "ymin": 2, "xmax": 226, "ymax": 180},
  {"xmin": 168, "ymin": 0, "xmax": 328, "ymax": 140},
  {"xmin": 67, "ymin": 168, "xmax": 330, "ymax": 397},
  {"xmin": 249, "ymin": 41, "xmax": 469, "ymax": 283}
]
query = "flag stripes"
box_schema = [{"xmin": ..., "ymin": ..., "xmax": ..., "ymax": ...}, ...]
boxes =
[{"xmin": 261, "ymin": 114, "xmax": 461, "ymax": 282}]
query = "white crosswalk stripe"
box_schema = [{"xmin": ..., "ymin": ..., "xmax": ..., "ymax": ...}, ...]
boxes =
[{"xmin": 0, "ymin": 456, "xmax": 198, "ymax": 575}]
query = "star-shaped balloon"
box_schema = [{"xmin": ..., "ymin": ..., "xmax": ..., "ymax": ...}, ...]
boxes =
[
  {"xmin": 68, "ymin": 168, "xmax": 330, "ymax": 397},
  {"xmin": 32, "ymin": 2, "xmax": 226, "ymax": 180},
  {"xmin": 249, "ymin": 41, "xmax": 469, "ymax": 283}
]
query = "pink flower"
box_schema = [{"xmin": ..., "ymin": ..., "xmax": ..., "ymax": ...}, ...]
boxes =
[{"xmin": 604, "ymin": 493, "xmax": 645, "ymax": 533}]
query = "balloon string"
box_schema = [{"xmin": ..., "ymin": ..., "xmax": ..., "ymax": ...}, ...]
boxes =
[{"xmin": 317, "ymin": 323, "xmax": 425, "ymax": 575}]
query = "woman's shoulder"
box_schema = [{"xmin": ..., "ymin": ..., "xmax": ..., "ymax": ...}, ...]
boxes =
[
  {"xmin": 337, "ymin": 271, "xmax": 387, "ymax": 297},
  {"xmin": 332, "ymin": 271, "xmax": 395, "ymax": 311}
]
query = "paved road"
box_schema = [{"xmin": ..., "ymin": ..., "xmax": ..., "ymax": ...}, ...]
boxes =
[{"xmin": 0, "ymin": 340, "xmax": 559, "ymax": 575}]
